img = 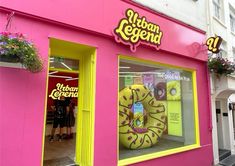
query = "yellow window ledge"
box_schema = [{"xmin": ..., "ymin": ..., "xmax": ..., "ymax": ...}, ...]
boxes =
[{"xmin": 118, "ymin": 144, "xmax": 201, "ymax": 166}]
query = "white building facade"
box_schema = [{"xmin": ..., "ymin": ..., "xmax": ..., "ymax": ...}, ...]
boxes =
[
  {"xmin": 132, "ymin": 0, "xmax": 235, "ymax": 165},
  {"xmin": 208, "ymin": 0, "xmax": 235, "ymax": 165}
]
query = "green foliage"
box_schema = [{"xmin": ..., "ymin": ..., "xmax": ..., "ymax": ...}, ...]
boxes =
[
  {"xmin": 0, "ymin": 31, "xmax": 43, "ymax": 73},
  {"xmin": 208, "ymin": 56, "xmax": 235, "ymax": 76}
]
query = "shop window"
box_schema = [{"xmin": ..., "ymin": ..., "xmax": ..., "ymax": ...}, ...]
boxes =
[{"xmin": 118, "ymin": 58, "xmax": 199, "ymax": 164}]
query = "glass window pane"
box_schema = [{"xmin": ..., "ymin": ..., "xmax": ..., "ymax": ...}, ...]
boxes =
[
  {"xmin": 50, "ymin": 56, "xmax": 79, "ymax": 71},
  {"xmin": 213, "ymin": 0, "xmax": 220, "ymax": 5},
  {"xmin": 119, "ymin": 58, "xmax": 197, "ymax": 160},
  {"xmin": 230, "ymin": 13, "xmax": 235, "ymax": 32},
  {"xmin": 233, "ymin": 48, "xmax": 235, "ymax": 62},
  {"xmin": 214, "ymin": 4, "xmax": 220, "ymax": 19}
]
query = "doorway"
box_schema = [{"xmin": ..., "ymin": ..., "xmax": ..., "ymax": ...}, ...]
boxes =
[
  {"xmin": 216, "ymin": 101, "xmax": 224, "ymax": 151},
  {"xmin": 231, "ymin": 103, "xmax": 235, "ymax": 145},
  {"xmin": 42, "ymin": 38, "xmax": 96, "ymax": 166}
]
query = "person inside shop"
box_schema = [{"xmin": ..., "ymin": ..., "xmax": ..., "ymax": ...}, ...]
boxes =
[
  {"xmin": 65, "ymin": 98, "xmax": 75, "ymax": 139},
  {"xmin": 49, "ymin": 96, "xmax": 67, "ymax": 142}
]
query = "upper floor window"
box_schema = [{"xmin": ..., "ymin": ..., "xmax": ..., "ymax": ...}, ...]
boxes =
[
  {"xmin": 218, "ymin": 40, "xmax": 227, "ymax": 58},
  {"xmin": 230, "ymin": 6, "xmax": 235, "ymax": 32},
  {"xmin": 233, "ymin": 48, "xmax": 235, "ymax": 62},
  {"xmin": 213, "ymin": 0, "xmax": 223, "ymax": 21},
  {"xmin": 230, "ymin": 14, "xmax": 235, "ymax": 32}
]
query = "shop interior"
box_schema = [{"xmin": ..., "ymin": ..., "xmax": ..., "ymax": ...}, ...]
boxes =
[
  {"xmin": 42, "ymin": 38, "xmax": 96, "ymax": 166},
  {"xmin": 43, "ymin": 56, "xmax": 79, "ymax": 166}
]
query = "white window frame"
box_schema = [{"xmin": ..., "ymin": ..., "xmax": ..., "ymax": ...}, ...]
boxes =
[
  {"xmin": 230, "ymin": 7, "xmax": 235, "ymax": 32},
  {"xmin": 219, "ymin": 41, "xmax": 227, "ymax": 58},
  {"xmin": 233, "ymin": 48, "xmax": 235, "ymax": 62},
  {"xmin": 213, "ymin": 0, "xmax": 222, "ymax": 20}
]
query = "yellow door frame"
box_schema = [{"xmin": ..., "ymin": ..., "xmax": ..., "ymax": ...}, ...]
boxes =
[
  {"xmin": 41, "ymin": 38, "xmax": 96, "ymax": 166},
  {"xmin": 75, "ymin": 50, "xmax": 96, "ymax": 166}
]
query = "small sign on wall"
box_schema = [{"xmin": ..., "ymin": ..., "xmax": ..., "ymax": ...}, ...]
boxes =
[{"xmin": 206, "ymin": 36, "xmax": 222, "ymax": 53}]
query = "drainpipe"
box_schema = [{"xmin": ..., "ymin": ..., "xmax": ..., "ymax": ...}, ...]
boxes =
[{"xmin": 207, "ymin": 0, "xmax": 220, "ymax": 165}]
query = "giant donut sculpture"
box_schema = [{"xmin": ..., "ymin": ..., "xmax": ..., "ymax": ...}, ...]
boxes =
[{"xmin": 119, "ymin": 85, "xmax": 166, "ymax": 150}]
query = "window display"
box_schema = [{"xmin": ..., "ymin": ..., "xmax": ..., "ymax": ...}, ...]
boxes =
[{"xmin": 119, "ymin": 58, "xmax": 198, "ymax": 160}]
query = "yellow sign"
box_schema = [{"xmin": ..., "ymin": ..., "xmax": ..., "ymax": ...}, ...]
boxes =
[
  {"xmin": 167, "ymin": 101, "xmax": 182, "ymax": 136},
  {"xmin": 49, "ymin": 83, "xmax": 78, "ymax": 100},
  {"xmin": 206, "ymin": 36, "xmax": 222, "ymax": 53},
  {"xmin": 114, "ymin": 9, "xmax": 163, "ymax": 52}
]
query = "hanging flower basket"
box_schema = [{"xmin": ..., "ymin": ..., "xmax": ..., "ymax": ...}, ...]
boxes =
[
  {"xmin": 208, "ymin": 56, "xmax": 235, "ymax": 77},
  {"xmin": 0, "ymin": 31, "xmax": 43, "ymax": 73}
]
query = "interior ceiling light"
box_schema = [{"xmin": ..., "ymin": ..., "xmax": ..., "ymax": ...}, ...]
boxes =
[
  {"xmin": 119, "ymin": 71, "xmax": 163, "ymax": 74},
  {"xmin": 49, "ymin": 57, "xmax": 54, "ymax": 62},
  {"xmin": 61, "ymin": 62, "xmax": 72, "ymax": 70},
  {"xmin": 48, "ymin": 75, "xmax": 72, "ymax": 79},
  {"xmin": 66, "ymin": 78, "xmax": 79, "ymax": 81},
  {"xmin": 119, "ymin": 75, "xmax": 141, "ymax": 78},
  {"xmin": 120, "ymin": 66, "xmax": 131, "ymax": 69},
  {"xmin": 49, "ymin": 71, "xmax": 58, "ymax": 75}
]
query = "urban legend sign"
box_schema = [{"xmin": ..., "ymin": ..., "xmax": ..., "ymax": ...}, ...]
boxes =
[
  {"xmin": 49, "ymin": 83, "xmax": 78, "ymax": 100},
  {"xmin": 114, "ymin": 9, "xmax": 163, "ymax": 52}
]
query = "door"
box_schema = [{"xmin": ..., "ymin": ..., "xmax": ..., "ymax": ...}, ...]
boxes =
[
  {"xmin": 42, "ymin": 38, "xmax": 96, "ymax": 166},
  {"xmin": 231, "ymin": 104, "xmax": 235, "ymax": 145},
  {"xmin": 216, "ymin": 101, "xmax": 224, "ymax": 149}
]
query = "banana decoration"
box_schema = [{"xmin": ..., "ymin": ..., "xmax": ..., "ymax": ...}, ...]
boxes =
[{"xmin": 119, "ymin": 85, "xmax": 166, "ymax": 149}]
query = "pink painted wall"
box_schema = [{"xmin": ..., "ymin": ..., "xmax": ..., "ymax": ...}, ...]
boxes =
[
  {"xmin": 0, "ymin": 1, "xmax": 212, "ymax": 166},
  {"xmin": 0, "ymin": 0, "xmax": 207, "ymax": 61}
]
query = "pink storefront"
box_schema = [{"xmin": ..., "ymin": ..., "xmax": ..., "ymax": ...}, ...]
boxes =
[{"xmin": 0, "ymin": 1, "xmax": 213, "ymax": 166}]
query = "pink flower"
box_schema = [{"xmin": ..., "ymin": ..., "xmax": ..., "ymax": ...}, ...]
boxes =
[
  {"xmin": 0, "ymin": 31, "xmax": 11, "ymax": 37},
  {"xmin": 15, "ymin": 32, "xmax": 25, "ymax": 39}
]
